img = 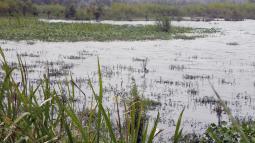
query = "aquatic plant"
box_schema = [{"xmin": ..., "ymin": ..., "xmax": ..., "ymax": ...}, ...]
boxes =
[
  {"xmin": 177, "ymin": 82, "xmax": 255, "ymax": 143},
  {"xmin": 156, "ymin": 16, "xmax": 171, "ymax": 32},
  {"xmin": 199, "ymin": 82, "xmax": 251, "ymax": 143},
  {"xmin": 0, "ymin": 18, "xmax": 212, "ymax": 42}
]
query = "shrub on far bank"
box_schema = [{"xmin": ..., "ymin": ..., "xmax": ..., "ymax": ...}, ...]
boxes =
[
  {"xmin": 75, "ymin": 8, "xmax": 92, "ymax": 20},
  {"xmin": 156, "ymin": 16, "xmax": 171, "ymax": 32}
]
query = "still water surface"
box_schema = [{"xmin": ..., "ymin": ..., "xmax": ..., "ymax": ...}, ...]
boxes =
[{"xmin": 1, "ymin": 20, "xmax": 255, "ymax": 141}]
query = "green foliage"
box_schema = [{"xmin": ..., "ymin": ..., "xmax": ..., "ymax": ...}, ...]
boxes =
[
  {"xmin": 35, "ymin": 4, "xmax": 65, "ymax": 18},
  {"xmin": 104, "ymin": 3, "xmax": 148, "ymax": 20},
  {"xmin": 75, "ymin": 8, "xmax": 92, "ymax": 20},
  {"xmin": 0, "ymin": 0, "xmax": 37, "ymax": 17},
  {"xmin": 1, "ymin": 1, "xmax": 255, "ymax": 20},
  {"xmin": 173, "ymin": 108, "xmax": 185, "ymax": 143},
  {"xmin": 106, "ymin": 3, "xmax": 181, "ymax": 20},
  {"xmin": 0, "ymin": 17, "xmax": 196, "ymax": 41},
  {"xmin": 190, "ymin": 83, "xmax": 253, "ymax": 143},
  {"xmin": 156, "ymin": 16, "xmax": 171, "ymax": 32},
  {"xmin": 200, "ymin": 122, "xmax": 255, "ymax": 143},
  {"xmin": 209, "ymin": 82, "xmax": 249, "ymax": 142},
  {"xmin": 176, "ymin": 83, "xmax": 255, "ymax": 143},
  {"xmin": 0, "ymin": 1, "xmax": 10, "ymax": 15},
  {"xmin": 103, "ymin": 2, "xmax": 255, "ymax": 21}
]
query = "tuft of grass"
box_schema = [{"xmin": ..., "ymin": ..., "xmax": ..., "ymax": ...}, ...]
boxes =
[
  {"xmin": 188, "ymin": 82, "xmax": 252, "ymax": 143},
  {"xmin": 173, "ymin": 108, "xmax": 185, "ymax": 143},
  {"xmin": 209, "ymin": 81, "xmax": 249, "ymax": 143}
]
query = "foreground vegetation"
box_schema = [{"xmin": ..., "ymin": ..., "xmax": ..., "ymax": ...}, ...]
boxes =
[
  {"xmin": 177, "ymin": 84, "xmax": 255, "ymax": 143},
  {"xmin": 1, "ymin": 0, "xmax": 255, "ymax": 21},
  {"xmin": 0, "ymin": 49, "xmax": 186, "ymax": 142},
  {"xmin": 0, "ymin": 17, "xmax": 213, "ymax": 42},
  {"xmin": 1, "ymin": 48, "xmax": 255, "ymax": 142}
]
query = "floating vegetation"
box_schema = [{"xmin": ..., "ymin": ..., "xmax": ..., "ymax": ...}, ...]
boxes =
[
  {"xmin": 48, "ymin": 68, "xmax": 70, "ymax": 77},
  {"xmin": 195, "ymin": 96, "xmax": 217, "ymax": 104},
  {"xmin": 19, "ymin": 52, "xmax": 40, "ymax": 58},
  {"xmin": 26, "ymin": 40, "xmax": 36, "ymax": 45},
  {"xmin": 156, "ymin": 78, "xmax": 193, "ymax": 88},
  {"xmin": 195, "ymin": 28, "xmax": 219, "ymax": 33},
  {"xmin": 173, "ymin": 34, "xmax": 201, "ymax": 40},
  {"xmin": 226, "ymin": 42, "xmax": 239, "ymax": 46},
  {"xmin": 132, "ymin": 57, "xmax": 148, "ymax": 62},
  {"xmin": 0, "ymin": 18, "xmax": 212, "ymax": 42},
  {"xmin": 183, "ymin": 74, "xmax": 211, "ymax": 80},
  {"xmin": 36, "ymin": 60, "xmax": 65, "ymax": 66},
  {"xmin": 220, "ymin": 78, "xmax": 235, "ymax": 85},
  {"xmin": 61, "ymin": 63, "xmax": 74, "ymax": 70},
  {"xmin": 187, "ymin": 88, "xmax": 199, "ymax": 96},
  {"xmin": 111, "ymin": 64, "xmax": 147, "ymax": 73},
  {"xmin": 169, "ymin": 64, "xmax": 185, "ymax": 71},
  {"xmin": 78, "ymin": 50, "xmax": 95, "ymax": 57},
  {"xmin": 64, "ymin": 55, "xmax": 86, "ymax": 60}
]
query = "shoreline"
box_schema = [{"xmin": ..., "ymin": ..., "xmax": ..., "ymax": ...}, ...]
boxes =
[{"xmin": 0, "ymin": 17, "xmax": 215, "ymax": 42}]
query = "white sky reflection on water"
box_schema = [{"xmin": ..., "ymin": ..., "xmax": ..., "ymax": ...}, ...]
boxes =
[{"xmin": 1, "ymin": 20, "xmax": 255, "ymax": 142}]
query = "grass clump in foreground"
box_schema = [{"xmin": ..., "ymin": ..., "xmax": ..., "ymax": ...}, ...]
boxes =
[
  {"xmin": 0, "ymin": 17, "xmax": 212, "ymax": 42},
  {"xmin": 0, "ymin": 48, "xmax": 186, "ymax": 142},
  {"xmin": 179, "ymin": 83, "xmax": 255, "ymax": 143}
]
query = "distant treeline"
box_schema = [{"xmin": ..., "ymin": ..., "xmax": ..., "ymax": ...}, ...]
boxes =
[
  {"xmin": 104, "ymin": 3, "xmax": 255, "ymax": 21},
  {"xmin": 0, "ymin": 0, "xmax": 255, "ymax": 20}
]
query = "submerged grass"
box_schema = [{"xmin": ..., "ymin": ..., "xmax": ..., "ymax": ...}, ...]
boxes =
[
  {"xmin": 0, "ymin": 48, "xmax": 188, "ymax": 142},
  {"xmin": 1, "ymin": 42, "xmax": 253, "ymax": 142},
  {"xmin": 0, "ymin": 17, "xmax": 211, "ymax": 42}
]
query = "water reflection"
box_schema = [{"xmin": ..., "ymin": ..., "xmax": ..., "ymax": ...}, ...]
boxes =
[{"xmin": 0, "ymin": 20, "xmax": 255, "ymax": 142}]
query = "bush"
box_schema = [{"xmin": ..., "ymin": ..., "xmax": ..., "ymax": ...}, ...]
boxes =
[{"xmin": 156, "ymin": 16, "xmax": 171, "ymax": 32}]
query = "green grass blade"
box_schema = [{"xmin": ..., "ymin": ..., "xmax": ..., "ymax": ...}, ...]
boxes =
[
  {"xmin": 142, "ymin": 122, "xmax": 149, "ymax": 143},
  {"xmin": 97, "ymin": 101, "xmax": 117, "ymax": 143},
  {"xmin": 97, "ymin": 57, "xmax": 103, "ymax": 143},
  {"xmin": 173, "ymin": 108, "xmax": 185, "ymax": 143},
  {"xmin": 65, "ymin": 107, "xmax": 87, "ymax": 142},
  {"xmin": 148, "ymin": 112, "xmax": 160, "ymax": 143},
  {"xmin": 64, "ymin": 121, "xmax": 74, "ymax": 143}
]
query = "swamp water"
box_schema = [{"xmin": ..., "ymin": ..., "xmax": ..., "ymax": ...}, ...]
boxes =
[{"xmin": 1, "ymin": 20, "xmax": 255, "ymax": 142}]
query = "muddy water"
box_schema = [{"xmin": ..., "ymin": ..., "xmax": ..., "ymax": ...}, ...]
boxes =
[{"xmin": 1, "ymin": 20, "xmax": 255, "ymax": 142}]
